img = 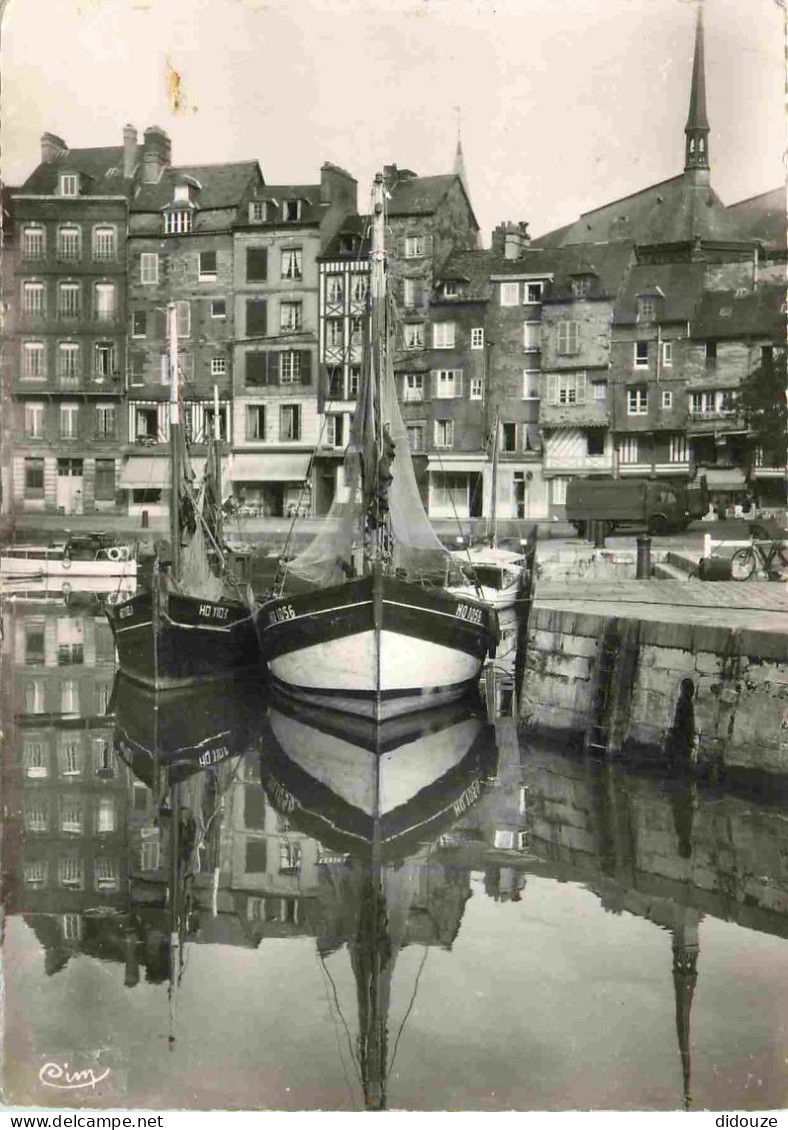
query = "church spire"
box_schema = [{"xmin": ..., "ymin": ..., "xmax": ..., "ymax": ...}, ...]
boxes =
[
  {"xmin": 684, "ymin": 2, "xmax": 710, "ymax": 178},
  {"xmin": 453, "ymin": 108, "xmax": 469, "ymax": 195}
]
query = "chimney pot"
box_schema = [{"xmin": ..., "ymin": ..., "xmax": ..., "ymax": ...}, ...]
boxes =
[{"xmin": 40, "ymin": 132, "xmax": 66, "ymax": 164}]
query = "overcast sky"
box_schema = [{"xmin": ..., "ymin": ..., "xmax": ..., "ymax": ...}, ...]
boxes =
[{"xmin": 0, "ymin": 0, "xmax": 783, "ymax": 243}]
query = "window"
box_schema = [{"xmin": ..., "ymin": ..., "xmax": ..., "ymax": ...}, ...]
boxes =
[
  {"xmin": 502, "ymin": 422, "xmax": 516, "ymax": 453},
  {"xmin": 761, "ymin": 345, "xmax": 774, "ymax": 371},
  {"xmin": 60, "ymin": 174, "xmax": 78, "ymax": 196},
  {"xmin": 433, "ymin": 369, "xmax": 462, "ymax": 398},
  {"xmin": 403, "ymin": 373, "xmax": 423, "ymax": 402},
  {"xmin": 249, "ymin": 200, "xmax": 268, "ymax": 223},
  {"xmin": 349, "ymin": 366, "xmax": 360, "ymax": 397},
  {"xmin": 500, "ymin": 281, "xmax": 520, "ymax": 306},
  {"xmin": 203, "ymin": 405, "xmax": 228, "ymax": 441},
  {"xmin": 24, "ymin": 622, "xmax": 45, "ymax": 664},
  {"xmin": 691, "ymin": 391, "xmax": 714, "ymax": 415},
  {"xmin": 94, "ymin": 283, "xmax": 116, "ymax": 321},
  {"xmin": 720, "ymin": 390, "xmax": 735, "ymax": 413},
  {"xmin": 95, "ymin": 458, "xmax": 115, "ymax": 499},
  {"xmin": 326, "ymin": 366, "xmax": 343, "ymax": 398},
  {"xmin": 571, "ymin": 277, "xmax": 591, "ymax": 298},
  {"xmin": 164, "ymin": 209, "xmax": 192, "ymax": 234},
  {"xmin": 523, "ymin": 371, "xmax": 540, "ymax": 399},
  {"xmin": 669, "ymin": 434, "xmax": 687, "ymax": 463},
  {"xmin": 23, "ymin": 680, "xmax": 45, "ymax": 713},
  {"xmin": 22, "ymin": 226, "xmax": 45, "ymax": 260},
  {"xmin": 59, "ymin": 859, "xmax": 84, "ymax": 890},
  {"xmin": 97, "ymin": 797, "xmax": 116, "ymax": 834},
  {"xmin": 284, "ymin": 199, "xmax": 302, "ymax": 222},
  {"xmin": 433, "ymin": 323, "xmax": 455, "ymax": 349},
  {"xmin": 61, "ymin": 798, "xmax": 83, "ymax": 835},
  {"xmin": 705, "ymin": 341, "xmax": 717, "ymax": 368},
  {"xmin": 280, "ymin": 404, "xmax": 301, "ymax": 441},
  {"xmin": 525, "ymin": 282, "xmax": 543, "ymax": 304},
  {"xmin": 557, "ymin": 321, "xmax": 580, "ymax": 355},
  {"xmin": 280, "ymin": 351, "xmax": 302, "ymax": 384},
  {"xmin": 634, "ymin": 341, "xmax": 649, "ymax": 368},
  {"xmin": 326, "ymin": 318, "xmax": 343, "ymax": 349},
  {"xmin": 132, "ymin": 310, "xmax": 147, "ymax": 337},
  {"xmin": 281, "ymin": 248, "xmax": 302, "ymax": 281},
  {"xmin": 176, "ymin": 300, "xmax": 190, "ymax": 338},
  {"xmin": 546, "ymin": 372, "xmax": 586, "ymax": 405},
  {"xmin": 59, "ymin": 737, "xmax": 82, "ymax": 776},
  {"xmin": 434, "ymin": 419, "xmax": 454, "ymax": 448},
  {"xmin": 59, "ymin": 282, "xmax": 81, "ymax": 318},
  {"xmin": 95, "ymin": 405, "xmax": 116, "ymax": 439},
  {"xmin": 326, "ymin": 275, "xmax": 343, "ymax": 304},
  {"xmin": 199, "ymin": 250, "xmax": 217, "ymax": 280},
  {"xmin": 24, "ymin": 402, "xmax": 44, "ymax": 438},
  {"xmin": 246, "ymin": 405, "xmax": 266, "ymax": 440},
  {"xmin": 471, "ymin": 327, "xmax": 484, "ymax": 350},
  {"xmin": 432, "ymin": 472, "xmax": 467, "ymax": 510},
  {"xmin": 140, "ymin": 253, "xmax": 159, "ymax": 284},
  {"xmin": 23, "ymin": 342, "xmax": 45, "ymax": 379},
  {"xmin": 443, "ymin": 280, "xmax": 458, "ymax": 297},
  {"xmin": 407, "ymin": 424, "xmax": 425, "ymax": 452},
  {"xmin": 94, "ymin": 342, "xmax": 116, "ymax": 379},
  {"xmin": 140, "ymin": 840, "xmax": 161, "ymax": 872},
  {"xmin": 404, "ymin": 236, "xmax": 424, "ymax": 258},
  {"xmin": 135, "ymin": 406, "xmax": 158, "ymax": 438},
  {"xmin": 326, "ymin": 414, "xmax": 344, "ymax": 448},
  {"xmin": 618, "ymin": 437, "xmax": 639, "ymax": 464},
  {"xmin": 211, "ymin": 299, "xmax": 226, "ymax": 319},
  {"xmin": 23, "ymin": 281, "xmax": 45, "ymax": 315},
  {"xmin": 24, "ymin": 457, "xmax": 44, "ymax": 498},
  {"xmin": 211, "ymin": 357, "xmax": 227, "ymax": 376},
  {"xmin": 592, "ymin": 381, "xmax": 607, "ymax": 401},
  {"xmin": 24, "ymin": 739, "xmax": 48, "ymax": 779},
  {"xmin": 470, "ymin": 377, "xmax": 484, "ymax": 401},
  {"xmin": 662, "ymin": 341, "xmax": 673, "ymax": 367},
  {"xmin": 403, "ymin": 278, "xmax": 417, "ymax": 307},
  {"xmin": 247, "ymin": 247, "xmax": 268, "ymax": 282},
  {"xmin": 349, "ymin": 316, "xmax": 362, "ymax": 348},
  {"xmin": 587, "ymin": 430, "xmax": 605, "ymax": 457},
  {"xmin": 638, "ymin": 297, "xmax": 655, "ymax": 321},
  {"xmin": 58, "ymin": 343, "xmax": 80, "ymax": 382},
  {"xmin": 280, "ymin": 301, "xmax": 302, "ymax": 332},
  {"xmin": 60, "ymin": 403, "xmax": 79, "ymax": 438},
  {"xmin": 661, "ymin": 390, "xmax": 673, "ymax": 410},
  {"xmin": 404, "ymin": 323, "xmax": 424, "ymax": 350},
  {"xmin": 58, "ymin": 226, "xmax": 80, "ymax": 260},
  {"xmin": 523, "ymin": 322, "xmax": 540, "ymax": 351},
  {"xmin": 92, "ymin": 227, "xmax": 116, "ymax": 260},
  {"xmin": 95, "ymin": 858, "xmax": 118, "ymax": 890},
  {"xmin": 628, "ymin": 387, "xmax": 648, "ymax": 415},
  {"xmin": 352, "ymin": 276, "xmax": 367, "ymax": 304}
]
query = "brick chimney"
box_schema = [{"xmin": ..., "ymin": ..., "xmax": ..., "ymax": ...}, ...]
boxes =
[
  {"xmin": 320, "ymin": 162, "xmax": 358, "ymax": 210},
  {"xmin": 40, "ymin": 133, "xmax": 66, "ymax": 164},
  {"xmin": 141, "ymin": 126, "xmax": 171, "ymax": 183},
  {"xmin": 123, "ymin": 124, "xmax": 138, "ymax": 179}
]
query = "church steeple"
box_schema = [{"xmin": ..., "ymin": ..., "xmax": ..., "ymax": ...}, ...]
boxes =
[
  {"xmin": 453, "ymin": 111, "xmax": 469, "ymax": 196},
  {"xmin": 684, "ymin": 2, "xmax": 710, "ymax": 179}
]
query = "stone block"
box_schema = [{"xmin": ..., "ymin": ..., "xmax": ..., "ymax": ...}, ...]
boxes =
[
  {"xmin": 694, "ymin": 651, "xmax": 724, "ymax": 676},
  {"xmin": 647, "ymin": 646, "xmax": 697, "ymax": 673}
]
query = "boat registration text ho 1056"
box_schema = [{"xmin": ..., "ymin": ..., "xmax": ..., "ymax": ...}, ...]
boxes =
[{"xmin": 454, "ymin": 603, "xmax": 484, "ymax": 625}]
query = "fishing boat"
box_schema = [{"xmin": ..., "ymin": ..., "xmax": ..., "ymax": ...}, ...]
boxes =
[
  {"xmin": 259, "ymin": 175, "xmax": 498, "ymax": 720},
  {"xmin": 258, "ymin": 685, "xmax": 498, "ymax": 862},
  {"xmin": 105, "ymin": 304, "xmax": 261, "ymax": 689},
  {"xmin": 1, "ymin": 532, "xmax": 137, "ymax": 585}
]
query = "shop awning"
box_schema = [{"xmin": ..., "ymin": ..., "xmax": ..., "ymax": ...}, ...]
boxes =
[
  {"xmin": 426, "ymin": 459, "xmax": 487, "ymax": 474},
  {"xmin": 702, "ymin": 468, "xmax": 747, "ymax": 490},
  {"xmin": 120, "ymin": 457, "xmax": 169, "ymax": 488},
  {"xmin": 230, "ymin": 454, "xmax": 311, "ymax": 482}
]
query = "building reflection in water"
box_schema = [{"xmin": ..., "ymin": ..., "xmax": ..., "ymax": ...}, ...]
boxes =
[{"xmin": 2, "ymin": 600, "xmax": 787, "ymax": 1110}]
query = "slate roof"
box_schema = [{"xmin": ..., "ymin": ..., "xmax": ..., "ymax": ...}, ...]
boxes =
[
  {"xmin": 544, "ymin": 242, "xmax": 634, "ymax": 301},
  {"xmin": 726, "ymin": 187, "xmax": 786, "ymax": 250},
  {"xmin": 20, "ymin": 146, "xmax": 129, "ymax": 196},
  {"xmin": 131, "ymin": 161, "xmax": 261, "ymax": 212},
  {"xmin": 532, "ymin": 173, "xmax": 749, "ymax": 249},
  {"xmin": 613, "ymin": 262, "xmax": 706, "ymax": 324},
  {"xmin": 691, "ymin": 285, "xmax": 787, "ymax": 340},
  {"xmin": 321, "ymin": 212, "xmax": 371, "ymax": 257},
  {"xmin": 437, "ymin": 243, "xmax": 632, "ymax": 303},
  {"xmin": 386, "ymin": 173, "xmax": 456, "ymax": 216}
]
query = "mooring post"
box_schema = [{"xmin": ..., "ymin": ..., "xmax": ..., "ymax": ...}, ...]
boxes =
[
  {"xmin": 593, "ymin": 521, "xmax": 606, "ymax": 549},
  {"xmin": 636, "ymin": 534, "xmax": 652, "ymax": 579}
]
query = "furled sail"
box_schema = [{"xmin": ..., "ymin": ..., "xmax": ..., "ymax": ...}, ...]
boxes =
[{"xmin": 179, "ymin": 484, "xmax": 224, "ymax": 603}]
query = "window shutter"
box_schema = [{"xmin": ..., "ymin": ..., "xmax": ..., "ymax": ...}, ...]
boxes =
[
  {"xmin": 423, "ymin": 234, "xmax": 433, "ymax": 258},
  {"xmin": 299, "ymin": 351, "xmax": 312, "ymax": 385},
  {"xmin": 267, "ymin": 351, "xmax": 279, "ymax": 385},
  {"xmin": 455, "ymin": 371, "xmax": 463, "ymax": 398},
  {"xmin": 431, "ymin": 370, "xmax": 439, "ymax": 398},
  {"xmin": 576, "ymin": 371, "xmax": 586, "ymax": 404},
  {"xmin": 246, "ymin": 247, "xmax": 268, "ymax": 282},
  {"xmin": 246, "ymin": 352, "xmax": 267, "ymax": 387},
  {"xmin": 547, "ymin": 374, "xmax": 558, "ymax": 405},
  {"xmin": 557, "ymin": 323, "xmax": 566, "ymax": 354},
  {"xmin": 246, "ymin": 298, "xmax": 267, "ymax": 337},
  {"xmin": 396, "ymin": 237, "xmax": 406, "ymax": 259},
  {"xmin": 570, "ymin": 322, "xmax": 579, "ymax": 354}
]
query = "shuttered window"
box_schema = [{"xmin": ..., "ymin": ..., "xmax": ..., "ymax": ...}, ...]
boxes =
[
  {"xmin": 246, "ymin": 299, "xmax": 267, "ymax": 336},
  {"xmin": 431, "ymin": 370, "xmax": 463, "ymax": 399},
  {"xmin": 246, "ymin": 248, "xmax": 268, "ymax": 282},
  {"xmin": 557, "ymin": 321, "xmax": 580, "ymax": 355},
  {"xmin": 546, "ymin": 372, "xmax": 586, "ymax": 405}
]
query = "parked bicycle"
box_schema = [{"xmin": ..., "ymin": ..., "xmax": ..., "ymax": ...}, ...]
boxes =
[{"xmin": 730, "ymin": 520, "xmax": 788, "ymax": 581}]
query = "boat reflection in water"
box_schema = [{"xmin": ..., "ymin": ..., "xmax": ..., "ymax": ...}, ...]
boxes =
[{"xmin": 258, "ymin": 688, "xmax": 498, "ymax": 1109}]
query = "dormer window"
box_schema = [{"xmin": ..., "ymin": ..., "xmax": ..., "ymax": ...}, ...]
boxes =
[
  {"xmin": 164, "ymin": 209, "xmax": 192, "ymax": 235},
  {"xmin": 340, "ymin": 235, "xmax": 357, "ymax": 255},
  {"xmin": 174, "ymin": 184, "xmax": 190, "ymax": 202},
  {"xmin": 443, "ymin": 281, "xmax": 458, "ymax": 297},
  {"xmin": 284, "ymin": 199, "xmax": 302, "ymax": 222},
  {"xmin": 60, "ymin": 174, "xmax": 79, "ymax": 197},
  {"xmin": 249, "ymin": 201, "xmax": 268, "ymax": 223},
  {"xmin": 571, "ymin": 276, "xmax": 593, "ymax": 299},
  {"xmin": 637, "ymin": 297, "xmax": 656, "ymax": 321}
]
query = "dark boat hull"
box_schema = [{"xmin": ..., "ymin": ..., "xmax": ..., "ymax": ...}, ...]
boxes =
[
  {"xmin": 106, "ymin": 588, "xmax": 262, "ymax": 690},
  {"xmin": 259, "ymin": 571, "xmax": 498, "ymax": 720}
]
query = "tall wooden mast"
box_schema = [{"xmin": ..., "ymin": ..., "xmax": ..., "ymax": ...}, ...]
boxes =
[{"xmin": 168, "ymin": 302, "xmax": 181, "ymax": 579}]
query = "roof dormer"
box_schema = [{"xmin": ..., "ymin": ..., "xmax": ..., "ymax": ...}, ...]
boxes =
[
  {"xmin": 570, "ymin": 270, "xmax": 599, "ymax": 299},
  {"xmin": 59, "ymin": 171, "xmax": 80, "ymax": 198},
  {"xmin": 636, "ymin": 286, "xmax": 666, "ymax": 322}
]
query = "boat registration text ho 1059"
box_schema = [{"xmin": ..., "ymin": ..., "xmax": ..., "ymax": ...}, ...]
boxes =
[{"xmin": 454, "ymin": 603, "xmax": 483, "ymax": 625}]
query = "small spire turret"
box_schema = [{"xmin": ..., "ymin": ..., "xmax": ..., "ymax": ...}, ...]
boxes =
[{"xmin": 684, "ymin": 2, "xmax": 710, "ymax": 179}]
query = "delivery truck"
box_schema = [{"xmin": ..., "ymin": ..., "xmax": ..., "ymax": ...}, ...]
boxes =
[{"xmin": 565, "ymin": 476, "xmax": 708, "ymax": 537}]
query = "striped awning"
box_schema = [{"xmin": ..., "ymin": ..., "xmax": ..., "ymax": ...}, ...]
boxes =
[{"xmin": 231, "ymin": 454, "xmax": 311, "ymax": 482}]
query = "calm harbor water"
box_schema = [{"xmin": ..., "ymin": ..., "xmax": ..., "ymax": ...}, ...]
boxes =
[{"xmin": 2, "ymin": 602, "xmax": 787, "ymax": 1111}]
